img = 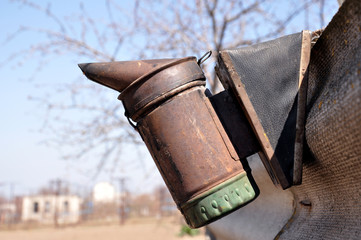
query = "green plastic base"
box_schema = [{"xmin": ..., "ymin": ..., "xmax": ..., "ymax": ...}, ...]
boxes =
[{"xmin": 181, "ymin": 172, "xmax": 256, "ymax": 228}]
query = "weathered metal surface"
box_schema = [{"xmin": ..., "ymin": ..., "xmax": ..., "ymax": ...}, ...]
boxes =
[
  {"xmin": 119, "ymin": 57, "xmax": 205, "ymax": 121},
  {"xmin": 137, "ymin": 86, "xmax": 257, "ymax": 227},
  {"xmin": 79, "ymin": 57, "xmax": 259, "ymax": 228},
  {"xmin": 78, "ymin": 58, "xmax": 180, "ymax": 92},
  {"xmin": 137, "ymin": 86, "xmax": 244, "ymax": 202}
]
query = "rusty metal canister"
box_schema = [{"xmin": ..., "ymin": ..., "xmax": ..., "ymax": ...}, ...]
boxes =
[{"xmin": 79, "ymin": 57, "xmax": 257, "ymax": 228}]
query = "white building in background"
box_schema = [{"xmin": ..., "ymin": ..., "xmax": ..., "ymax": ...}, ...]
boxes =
[
  {"xmin": 93, "ymin": 182, "xmax": 117, "ymax": 203},
  {"xmin": 21, "ymin": 195, "xmax": 82, "ymax": 224}
]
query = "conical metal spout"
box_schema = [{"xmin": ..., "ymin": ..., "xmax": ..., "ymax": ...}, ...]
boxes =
[
  {"xmin": 78, "ymin": 58, "xmax": 181, "ymax": 92},
  {"xmin": 80, "ymin": 56, "xmax": 206, "ymax": 120}
]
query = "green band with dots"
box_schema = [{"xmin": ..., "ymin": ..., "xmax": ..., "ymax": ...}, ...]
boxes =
[{"xmin": 181, "ymin": 172, "xmax": 256, "ymax": 228}]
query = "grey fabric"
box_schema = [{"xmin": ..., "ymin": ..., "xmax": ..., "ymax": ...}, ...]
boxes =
[{"xmin": 279, "ymin": 0, "xmax": 361, "ymax": 239}]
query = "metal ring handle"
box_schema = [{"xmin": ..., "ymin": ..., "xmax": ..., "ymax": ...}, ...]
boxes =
[{"xmin": 197, "ymin": 50, "xmax": 212, "ymax": 66}]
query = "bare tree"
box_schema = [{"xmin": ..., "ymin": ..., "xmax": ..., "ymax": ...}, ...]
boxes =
[
  {"xmin": 133, "ymin": 0, "xmax": 335, "ymax": 92},
  {"xmin": 2, "ymin": 0, "xmax": 338, "ymax": 180}
]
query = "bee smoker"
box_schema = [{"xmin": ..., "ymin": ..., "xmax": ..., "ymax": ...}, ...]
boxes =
[
  {"xmin": 78, "ymin": 56, "xmax": 259, "ymax": 228},
  {"xmin": 79, "ymin": 30, "xmax": 312, "ymax": 228}
]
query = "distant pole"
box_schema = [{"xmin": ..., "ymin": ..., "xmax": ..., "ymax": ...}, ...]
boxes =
[
  {"xmin": 0, "ymin": 182, "xmax": 3, "ymax": 226},
  {"xmin": 2, "ymin": 182, "xmax": 16, "ymax": 229},
  {"xmin": 9, "ymin": 183, "xmax": 14, "ymax": 228},
  {"xmin": 117, "ymin": 178, "xmax": 126, "ymax": 225},
  {"xmin": 51, "ymin": 179, "xmax": 61, "ymax": 228},
  {"xmin": 159, "ymin": 187, "xmax": 165, "ymax": 218}
]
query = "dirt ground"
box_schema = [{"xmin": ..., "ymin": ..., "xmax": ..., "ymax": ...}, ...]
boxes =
[{"xmin": 0, "ymin": 219, "xmax": 206, "ymax": 240}]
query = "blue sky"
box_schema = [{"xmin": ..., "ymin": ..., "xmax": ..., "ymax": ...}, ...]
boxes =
[
  {"xmin": 0, "ymin": 0, "xmax": 164, "ymax": 197},
  {"xmin": 0, "ymin": 0, "xmax": 339, "ymax": 198}
]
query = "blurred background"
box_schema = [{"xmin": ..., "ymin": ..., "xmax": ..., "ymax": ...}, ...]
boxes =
[{"xmin": 0, "ymin": 0, "xmax": 338, "ymax": 239}]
